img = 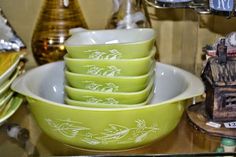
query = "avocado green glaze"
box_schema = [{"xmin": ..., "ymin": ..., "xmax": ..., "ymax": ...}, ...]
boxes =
[
  {"xmin": 65, "ymin": 77, "xmax": 154, "ymax": 104},
  {"xmin": 65, "ymin": 59, "xmax": 153, "ymax": 76},
  {"xmin": 64, "ymin": 49, "xmax": 155, "ymax": 76},
  {"xmin": 0, "ymin": 94, "xmax": 23, "ymax": 124},
  {"xmin": 11, "ymin": 61, "xmax": 204, "ymax": 150},
  {"xmin": 65, "ymin": 70, "xmax": 153, "ymax": 92},
  {"xmin": 65, "ymin": 88, "xmax": 154, "ymax": 108},
  {"xmin": 27, "ymin": 96, "xmax": 185, "ymax": 150},
  {"xmin": 65, "ymin": 40, "xmax": 155, "ymax": 59},
  {"xmin": 64, "ymin": 28, "xmax": 156, "ymax": 59}
]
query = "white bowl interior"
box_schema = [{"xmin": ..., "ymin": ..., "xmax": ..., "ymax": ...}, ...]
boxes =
[
  {"xmin": 65, "ymin": 29, "xmax": 155, "ymax": 46},
  {"xmin": 22, "ymin": 62, "xmax": 189, "ymax": 105}
]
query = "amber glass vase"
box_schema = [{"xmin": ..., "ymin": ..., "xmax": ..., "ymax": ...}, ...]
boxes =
[{"xmin": 31, "ymin": 0, "xmax": 87, "ymax": 65}]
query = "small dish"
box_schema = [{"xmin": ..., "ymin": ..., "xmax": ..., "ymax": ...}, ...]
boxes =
[
  {"xmin": 0, "ymin": 67, "xmax": 22, "ymax": 96},
  {"xmin": 65, "ymin": 28, "xmax": 156, "ymax": 59},
  {"xmin": 0, "ymin": 52, "xmax": 22, "ymax": 86},
  {"xmin": 0, "ymin": 94, "xmax": 23, "ymax": 124},
  {"xmin": 64, "ymin": 47, "xmax": 155, "ymax": 77},
  {"xmin": 65, "ymin": 68, "xmax": 154, "ymax": 92},
  {"xmin": 65, "ymin": 88, "xmax": 154, "ymax": 108},
  {"xmin": 0, "ymin": 90, "xmax": 14, "ymax": 108},
  {"xmin": 65, "ymin": 76, "xmax": 154, "ymax": 105}
]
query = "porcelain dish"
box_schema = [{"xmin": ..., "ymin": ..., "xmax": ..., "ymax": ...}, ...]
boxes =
[
  {"xmin": 64, "ymin": 89, "xmax": 154, "ymax": 108},
  {"xmin": 11, "ymin": 61, "xmax": 204, "ymax": 150},
  {"xmin": 0, "ymin": 68, "xmax": 22, "ymax": 96},
  {"xmin": 65, "ymin": 28, "xmax": 156, "ymax": 59},
  {"xmin": 0, "ymin": 95, "xmax": 23, "ymax": 124},
  {"xmin": 0, "ymin": 52, "xmax": 21, "ymax": 86},
  {"xmin": 65, "ymin": 77, "xmax": 154, "ymax": 105},
  {"xmin": 65, "ymin": 69, "xmax": 154, "ymax": 92},
  {"xmin": 0, "ymin": 90, "xmax": 14, "ymax": 108},
  {"xmin": 0, "ymin": 54, "xmax": 25, "ymax": 125},
  {"xmin": 64, "ymin": 47, "xmax": 155, "ymax": 77}
]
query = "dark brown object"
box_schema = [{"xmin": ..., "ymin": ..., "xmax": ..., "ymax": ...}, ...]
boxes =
[
  {"xmin": 186, "ymin": 102, "xmax": 236, "ymax": 139},
  {"xmin": 201, "ymin": 39, "xmax": 236, "ymax": 122}
]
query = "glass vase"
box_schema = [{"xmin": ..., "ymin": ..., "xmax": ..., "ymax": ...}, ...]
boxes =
[
  {"xmin": 31, "ymin": 0, "xmax": 87, "ymax": 65},
  {"xmin": 106, "ymin": 0, "xmax": 159, "ymax": 60},
  {"xmin": 106, "ymin": 0, "xmax": 152, "ymax": 29}
]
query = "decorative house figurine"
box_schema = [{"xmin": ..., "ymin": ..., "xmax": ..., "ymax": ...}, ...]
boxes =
[
  {"xmin": 201, "ymin": 38, "xmax": 236, "ymax": 122},
  {"xmin": 203, "ymin": 32, "xmax": 236, "ymax": 58}
]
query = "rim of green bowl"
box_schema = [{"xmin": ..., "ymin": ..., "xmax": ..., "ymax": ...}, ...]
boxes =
[
  {"xmin": 12, "ymin": 61, "xmax": 204, "ymax": 111},
  {"xmin": 64, "ymin": 47, "xmax": 156, "ymax": 61},
  {"xmin": 64, "ymin": 28, "xmax": 156, "ymax": 47}
]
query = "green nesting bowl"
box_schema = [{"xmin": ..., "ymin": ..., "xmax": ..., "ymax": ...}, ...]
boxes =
[
  {"xmin": 65, "ymin": 69, "xmax": 154, "ymax": 92},
  {"xmin": 65, "ymin": 77, "xmax": 154, "ymax": 105},
  {"xmin": 11, "ymin": 61, "xmax": 204, "ymax": 151},
  {"xmin": 64, "ymin": 88, "xmax": 154, "ymax": 108},
  {"xmin": 64, "ymin": 47, "xmax": 155, "ymax": 77},
  {"xmin": 64, "ymin": 28, "xmax": 156, "ymax": 59},
  {"xmin": 0, "ymin": 53, "xmax": 21, "ymax": 86}
]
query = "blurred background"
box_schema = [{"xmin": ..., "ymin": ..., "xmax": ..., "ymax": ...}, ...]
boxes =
[{"xmin": 1, "ymin": 0, "xmax": 236, "ymax": 74}]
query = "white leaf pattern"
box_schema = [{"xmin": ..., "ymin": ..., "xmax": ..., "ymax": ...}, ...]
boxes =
[
  {"xmin": 87, "ymin": 49, "xmax": 122, "ymax": 60},
  {"xmin": 83, "ymin": 96, "xmax": 119, "ymax": 104},
  {"xmin": 83, "ymin": 81, "xmax": 119, "ymax": 92},
  {"xmin": 45, "ymin": 118, "xmax": 159, "ymax": 145},
  {"xmin": 45, "ymin": 119, "xmax": 90, "ymax": 138},
  {"xmin": 85, "ymin": 65, "xmax": 121, "ymax": 77}
]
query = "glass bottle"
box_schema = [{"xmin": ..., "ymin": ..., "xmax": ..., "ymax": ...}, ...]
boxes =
[
  {"xmin": 106, "ymin": 0, "xmax": 152, "ymax": 29},
  {"xmin": 31, "ymin": 0, "xmax": 87, "ymax": 65},
  {"xmin": 106, "ymin": 0, "xmax": 159, "ymax": 60}
]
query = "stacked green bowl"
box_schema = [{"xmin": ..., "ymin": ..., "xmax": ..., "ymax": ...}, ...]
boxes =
[
  {"xmin": 11, "ymin": 61, "xmax": 204, "ymax": 150},
  {"xmin": 0, "ymin": 52, "xmax": 25, "ymax": 125},
  {"xmin": 64, "ymin": 28, "xmax": 156, "ymax": 108}
]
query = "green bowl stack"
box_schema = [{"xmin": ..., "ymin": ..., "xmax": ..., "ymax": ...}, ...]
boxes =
[
  {"xmin": 64, "ymin": 28, "xmax": 156, "ymax": 108},
  {"xmin": 0, "ymin": 52, "xmax": 25, "ymax": 124}
]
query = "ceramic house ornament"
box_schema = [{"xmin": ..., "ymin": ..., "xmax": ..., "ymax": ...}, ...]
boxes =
[{"xmin": 201, "ymin": 38, "xmax": 236, "ymax": 122}]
